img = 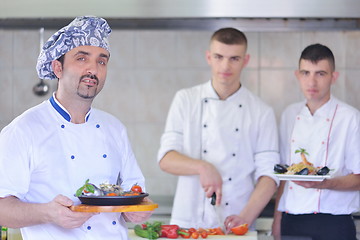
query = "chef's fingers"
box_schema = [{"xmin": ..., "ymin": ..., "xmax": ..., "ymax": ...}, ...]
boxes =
[
  {"xmin": 123, "ymin": 211, "xmax": 153, "ymax": 223},
  {"xmin": 142, "ymin": 197, "xmax": 153, "ymax": 203},
  {"xmin": 54, "ymin": 194, "xmax": 73, "ymax": 207},
  {"xmin": 215, "ymin": 190, "xmax": 222, "ymax": 205},
  {"xmin": 225, "ymin": 215, "xmax": 247, "ymax": 230}
]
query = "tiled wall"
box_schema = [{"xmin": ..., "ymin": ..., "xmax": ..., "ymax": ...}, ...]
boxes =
[{"xmin": 0, "ymin": 29, "xmax": 359, "ymax": 197}]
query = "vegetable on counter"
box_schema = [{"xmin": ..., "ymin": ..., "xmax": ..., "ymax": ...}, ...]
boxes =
[
  {"xmin": 204, "ymin": 227, "xmax": 224, "ymax": 235},
  {"xmin": 134, "ymin": 222, "xmax": 161, "ymax": 239},
  {"xmin": 230, "ymin": 223, "xmax": 248, "ymax": 235},
  {"xmin": 160, "ymin": 225, "xmax": 190, "ymax": 239},
  {"xmin": 133, "ymin": 222, "xmax": 216, "ymax": 239}
]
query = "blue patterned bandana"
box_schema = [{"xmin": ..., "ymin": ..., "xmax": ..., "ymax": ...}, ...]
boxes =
[{"xmin": 36, "ymin": 16, "xmax": 112, "ymax": 80}]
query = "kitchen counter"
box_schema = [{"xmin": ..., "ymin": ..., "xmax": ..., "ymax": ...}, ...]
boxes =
[{"xmin": 128, "ymin": 230, "xmax": 258, "ymax": 240}]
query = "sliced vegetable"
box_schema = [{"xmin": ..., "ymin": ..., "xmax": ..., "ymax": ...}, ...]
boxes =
[{"xmin": 231, "ymin": 223, "xmax": 248, "ymax": 235}]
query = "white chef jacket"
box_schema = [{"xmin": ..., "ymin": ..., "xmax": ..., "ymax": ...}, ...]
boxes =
[
  {"xmin": 278, "ymin": 96, "xmax": 360, "ymax": 215},
  {"xmin": 158, "ymin": 80, "xmax": 280, "ymax": 228},
  {"xmin": 0, "ymin": 94, "xmax": 145, "ymax": 240}
]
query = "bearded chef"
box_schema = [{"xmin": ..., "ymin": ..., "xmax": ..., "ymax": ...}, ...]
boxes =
[
  {"xmin": 0, "ymin": 16, "xmax": 152, "ymax": 240},
  {"xmin": 157, "ymin": 28, "xmax": 280, "ymax": 231},
  {"xmin": 272, "ymin": 44, "xmax": 360, "ymax": 240}
]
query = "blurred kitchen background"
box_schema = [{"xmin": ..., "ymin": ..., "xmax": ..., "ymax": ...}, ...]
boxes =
[{"xmin": 1, "ymin": 0, "xmax": 360, "ymax": 239}]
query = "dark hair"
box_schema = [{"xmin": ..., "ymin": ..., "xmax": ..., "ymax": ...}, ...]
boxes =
[
  {"xmin": 300, "ymin": 43, "xmax": 335, "ymax": 70},
  {"xmin": 57, "ymin": 55, "xmax": 65, "ymax": 65},
  {"xmin": 210, "ymin": 28, "xmax": 247, "ymax": 47}
]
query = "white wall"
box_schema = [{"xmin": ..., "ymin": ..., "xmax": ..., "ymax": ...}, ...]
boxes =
[{"xmin": 0, "ymin": 29, "xmax": 359, "ymax": 197}]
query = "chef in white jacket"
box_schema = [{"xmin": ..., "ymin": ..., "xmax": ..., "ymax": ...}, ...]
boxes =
[
  {"xmin": 158, "ymin": 28, "xmax": 280, "ymax": 231},
  {"xmin": 272, "ymin": 44, "xmax": 360, "ymax": 240},
  {"xmin": 0, "ymin": 16, "xmax": 152, "ymax": 240}
]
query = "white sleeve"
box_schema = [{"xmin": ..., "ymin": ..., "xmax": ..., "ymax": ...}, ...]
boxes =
[
  {"xmin": 157, "ymin": 90, "xmax": 186, "ymax": 162},
  {"xmin": 253, "ymin": 106, "xmax": 280, "ymax": 184}
]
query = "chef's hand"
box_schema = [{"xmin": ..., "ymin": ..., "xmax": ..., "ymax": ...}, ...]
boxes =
[
  {"xmin": 224, "ymin": 215, "xmax": 248, "ymax": 233},
  {"xmin": 199, "ymin": 161, "xmax": 223, "ymax": 205},
  {"xmin": 48, "ymin": 194, "xmax": 96, "ymax": 229},
  {"xmin": 292, "ymin": 180, "xmax": 326, "ymax": 189},
  {"xmin": 123, "ymin": 197, "xmax": 154, "ymax": 223}
]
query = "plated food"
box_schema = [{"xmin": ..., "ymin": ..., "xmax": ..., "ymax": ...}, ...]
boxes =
[
  {"xmin": 75, "ymin": 179, "xmax": 148, "ymax": 206},
  {"xmin": 274, "ymin": 148, "xmax": 331, "ymax": 181},
  {"xmin": 75, "ymin": 179, "xmax": 143, "ymax": 197}
]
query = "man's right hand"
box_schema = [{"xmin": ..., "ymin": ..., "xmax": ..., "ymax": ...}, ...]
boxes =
[
  {"xmin": 198, "ymin": 161, "xmax": 223, "ymax": 205},
  {"xmin": 46, "ymin": 194, "xmax": 96, "ymax": 229}
]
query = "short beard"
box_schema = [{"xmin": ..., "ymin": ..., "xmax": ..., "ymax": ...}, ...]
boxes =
[{"xmin": 77, "ymin": 74, "xmax": 99, "ymax": 99}]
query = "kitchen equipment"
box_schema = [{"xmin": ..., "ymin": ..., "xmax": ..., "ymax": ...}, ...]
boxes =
[
  {"xmin": 77, "ymin": 193, "xmax": 149, "ymax": 206},
  {"xmin": 33, "ymin": 27, "xmax": 50, "ymax": 96},
  {"xmin": 211, "ymin": 193, "xmax": 226, "ymax": 233}
]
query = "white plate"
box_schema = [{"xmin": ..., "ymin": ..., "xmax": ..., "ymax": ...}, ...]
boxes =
[{"xmin": 274, "ymin": 174, "xmax": 331, "ymax": 181}]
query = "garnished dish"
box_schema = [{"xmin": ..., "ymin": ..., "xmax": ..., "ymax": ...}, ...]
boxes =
[
  {"xmin": 75, "ymin": 179, "xmax": 148, "ymax": 206},
  {"xmin": 274, "ymin": 148, "xmax": 332, "ymax": 181}
]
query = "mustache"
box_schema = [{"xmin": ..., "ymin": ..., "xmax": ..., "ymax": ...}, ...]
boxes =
[{"xmin": 80, "ymin": 74, "xmax": 99, "ymax": 84}]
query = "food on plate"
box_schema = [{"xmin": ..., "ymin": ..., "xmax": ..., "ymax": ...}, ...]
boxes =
[
  {"xmin": 273, "ymin": 164, "xmax": 289, "ymax": 173},
  {"xmin": 75, "ymin": 179, "xmax": 143, "ymax": 197},
  {"xmin": 131, "ymin": 184, "xmax": 143, "ymax": 193},
  {"xmin": 316, "ymin": 166, "xmax": 330, "ymax": 175},
  {"xmin": 230, "ymin": 223, "xmax": 248, "ymax": 235},
  {"xmin": 274, "ymin": 148, "xmax": 330, "ymax": 176},
  {"xmin": 295, "ymin": 148, "xmax": 312, "ymax": 166}
]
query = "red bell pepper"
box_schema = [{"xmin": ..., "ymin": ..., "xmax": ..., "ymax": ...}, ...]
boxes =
[{"xmin": 160, "ymin": 225, "xmax": 190, "ymax": 239}]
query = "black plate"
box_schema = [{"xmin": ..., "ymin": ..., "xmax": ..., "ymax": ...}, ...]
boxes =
[{"xmin": 78, "ymin": 193, "xmax": 149, "ymax": 206}]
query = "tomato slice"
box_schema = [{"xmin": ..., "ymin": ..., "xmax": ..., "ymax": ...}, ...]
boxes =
[{"xmin": 230, "ymin": 223, "xmax": 248, "ymax": 235}]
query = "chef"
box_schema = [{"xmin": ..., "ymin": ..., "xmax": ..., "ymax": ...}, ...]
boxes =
[
  {"xmin": 273, "ymin": 44, "xmax": 360, "ymax": 240},
  {"xmin": 0, "ymin": 16, "xmax": 152, "ymax": 240},
  {"xmin": 158, "ymin": 28, "xmax": 279, "ymax": 231}
]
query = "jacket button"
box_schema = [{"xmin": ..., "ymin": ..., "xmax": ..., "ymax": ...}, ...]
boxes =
[
  {"xmin": 203, "ymin": 124, "xmax": 207, "ymax": 128},
  {"xmin": 232, "ymin": 153, "xmax": 236, "ymax": 157},
  {"xmin": 228, "ymin": 178, "xmax": 232, "ymax": 181},
  {"xmin": 239, "ymin": 104, "xmax": 242, "ymax": 108},
  {"xmin": 203, "ymin": 150, "xmax": 207, "ymax": 153}
]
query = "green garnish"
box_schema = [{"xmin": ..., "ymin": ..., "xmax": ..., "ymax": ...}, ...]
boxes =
[{"xmin": 75, "ymin": 179, "xmax": 95, "ymax": 197}]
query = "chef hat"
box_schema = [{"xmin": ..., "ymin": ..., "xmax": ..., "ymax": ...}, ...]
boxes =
[{"xmin": 36, "ymin": 16, "xmax": 112, "ymax": 80}]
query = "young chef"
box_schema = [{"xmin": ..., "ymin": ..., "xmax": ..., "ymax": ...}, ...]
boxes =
[
  {"xmin": 0, "ymin": 16, "xmax": 153, "ymax": 239},
  {"xmin": 272, "ymin": 44, "xmax": 360, "ymax": 240},
  {"xmin": 157, "ymin": 28, "xmax": 280, "ymax": 231}
]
